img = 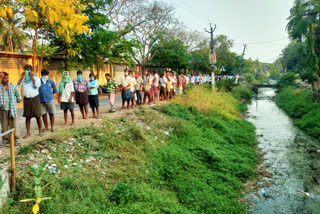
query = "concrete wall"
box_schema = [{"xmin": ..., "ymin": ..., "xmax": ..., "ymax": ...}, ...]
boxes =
[
  {"xmin": 0, "ymin": 52, "xmax": 141, "ymax": 86},
  {"xmin": 0, "ymin": 167, "xmax": 9, "ymax": 208}
]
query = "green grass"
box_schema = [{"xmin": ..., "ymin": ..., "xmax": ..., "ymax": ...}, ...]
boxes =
[
  {"xmin": 1, "ymin": 90, "xmax": 257, "ymax": 214},
  {"xmin": 276, "ymin": 87, "xmax": 320, "ymax": 140}
]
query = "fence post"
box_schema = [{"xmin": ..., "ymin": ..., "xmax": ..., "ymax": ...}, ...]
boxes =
[{"xmin": 10, "ymin": 131, "xmax": 16, "ymax": 191}]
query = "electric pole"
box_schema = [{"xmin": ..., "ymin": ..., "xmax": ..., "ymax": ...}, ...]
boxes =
[
  {"xmin": 239, "ymin": 44, "xmax": 247, "ymax": 70},
  {"xmin": 205, "ymin": 23, "xmax": 216, "ymax": 88}
]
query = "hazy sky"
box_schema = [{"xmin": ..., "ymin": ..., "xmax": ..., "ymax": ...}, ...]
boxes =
[{"xmin": 164, "ymin": 0, "xmax": 295, "ymax": 63}]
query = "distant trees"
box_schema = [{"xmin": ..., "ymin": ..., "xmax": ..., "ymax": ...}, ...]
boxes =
[
  {"xmin": 0, "ymin": 0, "xmax": 268, "ymax": 80},
  {"xmin": 282, "ymin": 0, "xmax": 320, "ymax": 93},
  {"xmin": 0, "ymin": 17, "xmax": 29, "ymax": 52},
  {"xmin": 0, "ymin": 0, "xmax": 89, "ymax": 73}
]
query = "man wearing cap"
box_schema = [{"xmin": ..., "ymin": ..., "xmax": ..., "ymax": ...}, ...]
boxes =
[
  {"xmin": 39, "ymin": 69, "xmax": 57, "ymax": 132},
  {"xmin": 17, "ymin": 64, "xmax": 42, "ymax": 138}
]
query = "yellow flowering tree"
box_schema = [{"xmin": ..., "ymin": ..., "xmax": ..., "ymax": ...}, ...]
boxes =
[{"xmin": 0, "ymin": 0, "xmax": 89, "ymax": 73}]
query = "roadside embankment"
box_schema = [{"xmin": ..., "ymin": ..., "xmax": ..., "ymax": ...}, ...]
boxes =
[
  {"xmin": 0, "ymin": 86, "xmax": 257, "ymax": 213},
  {"xmin": 276, "ymin": 87, "xmax": 320, "ymax": 140}
]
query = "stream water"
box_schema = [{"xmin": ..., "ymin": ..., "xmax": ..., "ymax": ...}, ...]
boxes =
[{"xmin": 245, "ymin": 88, "xmax": 320, "ymax": 214}]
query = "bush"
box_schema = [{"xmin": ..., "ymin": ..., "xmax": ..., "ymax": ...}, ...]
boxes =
[
  {"xmin": 277, "ymin": 72, "xmax": 297, "ymax": 88},
  {"xmin": 216, "ymin": 79, "xmax": 238, "ymax": 92},
  {"xmin": 277, "ymin": 87, "xmax": 320, "ymax": 139},
  {"xmin": 171, "ymin": 86, "xmax": 241, "ymax": 120},
  {"xmin": 232, "ymin": 85, "xmax": 254, "ymax": 102}
]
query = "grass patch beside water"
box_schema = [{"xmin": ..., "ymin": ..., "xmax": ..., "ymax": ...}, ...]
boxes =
[
  {"xmin": 276, "ymin": 87, "xmax": 320, "ymax": 140},
  {"xmin": 1, "ymin": 87, "xmax": 257, "ymax": 214}
]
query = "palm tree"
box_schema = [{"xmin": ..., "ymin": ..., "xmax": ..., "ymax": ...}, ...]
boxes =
[{"xmin": 0, "ymin": 17, "xmax": 29, "ymax": 52}]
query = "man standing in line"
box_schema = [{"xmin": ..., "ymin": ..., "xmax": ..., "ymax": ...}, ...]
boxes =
[
  {"xmin": 39, "ymin": 69, "xmax": 57, "ymax": 132},
  {"xmin": 178, "ymin": 73, "xmax": 185, "ymax": 95},
  {"xmin": 129, "ymin": 70, "xmax": 137, "ymax": 108},
  {"xmin": 190, "ymin": 74, "xmax": 196, "ymax": 85},
  {"xmin": 0, "ymin": 72, "xmax": 22, "ymax": 147},
  {"xmin": 135, "ymin": 72, "xmax": 143, "ymax": 105},
  {"xmin": 105, "ymin": 73, "xmax": 118, "ymax": 113},
  {"xmin": 17, "ymin": 65, "xmax": 42, "ymax": 138},
  {"xmin": 165, "ymin": 71, "xmax": 172, "ymax": 99},
  {"xmin": 58, "ymin": 71, "xmax": 75, "ymax": 126},
  {"xmin": 153, "ymin": 71, "xmax": 160, "ymax": 104},
  {"xmin": 119, "ymin": 69, "xmax": 131, "ymax": 109},
  {"xmin": 73, "ymin": 70, "xmax": 89, "ymax": 119},
  {"xmin": 88, "ymin": 73, "xmax": 99, "ymax": 119}
]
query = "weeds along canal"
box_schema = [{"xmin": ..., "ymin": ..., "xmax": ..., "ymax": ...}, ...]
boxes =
[{"xmin": 245, "ymin": 88, "xmax": 320, "ymax": 214}]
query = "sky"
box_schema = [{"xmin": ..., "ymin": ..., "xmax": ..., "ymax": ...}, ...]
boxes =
[{"xmin": 164, "ymin": 0, "xmax": 295, "ymax": 63}]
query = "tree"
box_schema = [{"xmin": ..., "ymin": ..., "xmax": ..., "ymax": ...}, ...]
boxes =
[
  {"xmin": 214, "ymin": 35, "xmax": 237, "ymax": 70},
  {"xmin": 150, "ymin": 37, "xmax": 191, "ymax": 71},
  {"xmin": 0, "ymin": 0, "xmax": 89, "ymax": 73},
  {"xmin": 0, "ymin": 17, "xmax": 29, "ymax": 52},
  {"xmin": 286, "ymin": 0, "xmax": 320, "ymax": 93},
  {"xmin": 130, "ymin": 0, "xmax": 175, "ymax": 74}
]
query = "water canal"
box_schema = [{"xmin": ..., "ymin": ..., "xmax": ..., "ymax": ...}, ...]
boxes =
[{"xmin": 245, "ymin": 88, "xmax": 320, "ymax": 213}]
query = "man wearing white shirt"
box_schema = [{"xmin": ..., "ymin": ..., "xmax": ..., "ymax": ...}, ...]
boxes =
[
  {"xmin": 153, "ymin": 71, "xmax": 160, "ymax": 104},
  {"xmin": 17, "ymin": 64, "xmax": 42, "ymax": 138},
  {"xmin": 129, "ymin": 70, "xmax": 137, "ymax": 107},
  {"xmin": 190, "ymin": 74, "xmax": 195, "ymax": 85}
]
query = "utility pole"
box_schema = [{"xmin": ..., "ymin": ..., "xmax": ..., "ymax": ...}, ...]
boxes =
[
  {"xmin": 205, "ymin": 23, "xmax": 216, "ymax": 88},
  {"xmin": 239, "ymin": 44, "xmax": 247, "ymax": 70}
]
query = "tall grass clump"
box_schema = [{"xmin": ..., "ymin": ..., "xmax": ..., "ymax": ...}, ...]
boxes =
[
  {"xmin": 172, "ymin": 86, "xmax": 240, "ymax": 120},
  {"xmin": 277, "ymin": 87, "xmax": 320, "ymax": 139}
]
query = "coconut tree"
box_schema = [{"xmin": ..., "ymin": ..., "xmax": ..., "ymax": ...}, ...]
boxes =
[{"xmin": 0, "ymin": 17, "xmax": 29, "ymax": 52}]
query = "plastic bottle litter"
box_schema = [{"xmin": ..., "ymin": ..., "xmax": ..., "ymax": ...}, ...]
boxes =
[
  {"xmin": 261, "ymin": 188, "xmax": 266, "ymax": 197},
  {"xmin": 49, "ymin": 164, "xmax": 57, "ymax": 174}
]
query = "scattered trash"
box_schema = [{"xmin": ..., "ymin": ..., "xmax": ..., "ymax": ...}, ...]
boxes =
[
  {"xmin": 102, "ymin": 171, "xmax": 106, "ymax": 175},
  {"xmin": 164, "ymin": 131, "xmax": 170, "ymax": 136},
  {"xmin": 64, "ymin": 165, "xmax": 68, "ymax": 168},
  {"xmin": 316, "ymin": 150, "xmax": 320, "ymax": 154},
  {"xmin": 261, "ymin": 188, "xmax": 266, "ymax": 197},
  {"xmin": 48, "ymin": 164, "xmax": 57, "ymax": 174},
  {"xmin": 155, "ymin": 136, "xmax": 158, "ymax": 140},
  {"xmin": 146, "ymin": 126, "xmax": 151, "ymax": 130},
  {"xmin": 297, "ymin": 191, "xmax": 311, "ymax": 198}
]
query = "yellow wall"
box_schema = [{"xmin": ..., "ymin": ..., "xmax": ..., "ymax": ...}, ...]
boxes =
[{"xmin": 0, "ymin": 53, "xmax": 141, "ymax": 86}]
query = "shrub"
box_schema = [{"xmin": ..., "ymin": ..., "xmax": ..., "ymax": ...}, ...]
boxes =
[
  {"xmin": 171, "ymin": 86, "xmax": 241, "ymax": 120},
  {"xmin": 277, "ymin": 87, "xmax": 320, "ymax": 139},
  {"xmin": 216, "ymin": 79, "xmax": 238, "ymax": 92},
  {"xmin": 232, "ymin": 85, "xmax": 254, "ymax": 102},
  {"xmin": 277, "ymin": 72, "xmax": 297, "ymax": 88}
]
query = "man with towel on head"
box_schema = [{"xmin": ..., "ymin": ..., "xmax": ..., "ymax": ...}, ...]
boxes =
[{"xmin": 17, "ymin": 64, "xmax": 42, "ymax": 138}]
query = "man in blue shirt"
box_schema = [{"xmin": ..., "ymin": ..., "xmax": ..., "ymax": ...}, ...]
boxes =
[{"xmin": 39, "ymin": 69, "xmax": 57, "ymax": 132}]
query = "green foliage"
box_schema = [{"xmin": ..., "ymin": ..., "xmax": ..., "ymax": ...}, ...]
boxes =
[
  {"xmin": 150, "ymin": 37, "xmax": 191, "ymax": 71},
  {"xmin": 155, "ymin": 104, "xmax": 257, "ymax": 213},
  {"xmin": 232, "ymin": 85, "xmax": 254, "ymax": 102},
  {"xmin": 2, "ymin": 90, "xmax": 257, "ymax": 213},
  {"xmin": 216, "ymin": 79, "xmax": 238, "ymax": 92},
  {"xmin": 277, "ymin": 72, "xmax": 297, "ymax": 88},
  {"xmin": 277, "ymin": 87, "xmax": 320, "ymax": 139}
]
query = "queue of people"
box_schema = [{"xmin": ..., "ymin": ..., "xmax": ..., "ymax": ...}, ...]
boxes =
[{"xmin": 0, "ymin": 64, "xmax": 240, "ymax": 147}]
